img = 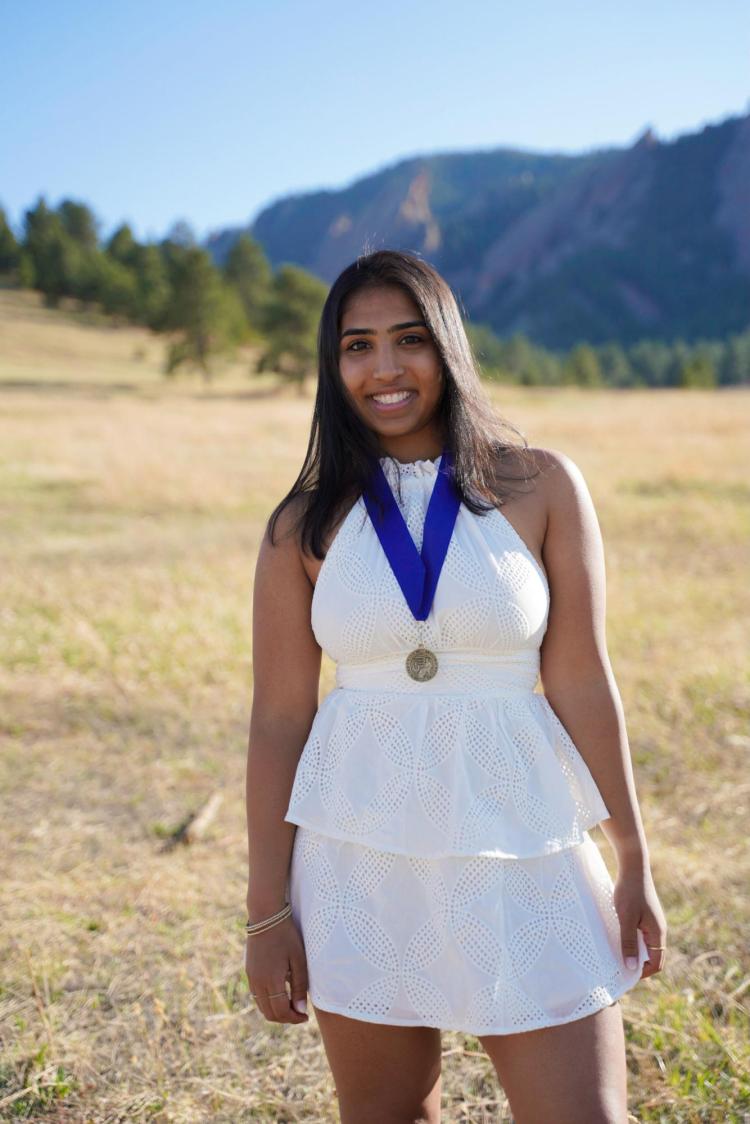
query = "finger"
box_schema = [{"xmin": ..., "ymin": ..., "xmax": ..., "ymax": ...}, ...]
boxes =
[
  {"xmin": 268, "ymin": 983, "xmax": 308, "ymax": 1024},
  {"xmin": 251, "ymin": 990, "xmax": 290, "ymax": 1024},
  {"xmin": 620, "ymin": 920, "xmax": 641, "ymax": 971},
  {"xmin": 641, "ymin": 920, "xmax": 668, "ymax": 975},
  {"xmin": 644, "ymin": 944, "xmax": 667, "ymax": 974},
  {"xmin": 262, "ymin": 968, "xmax": 307, "ymax": 1024},
  {"xmin": 641, "ymin": 953, "xmax": 663, "ymax": 979},
  {"xmin": 288, "ymin": 950, "xmax": 309, "ymax": 1016},
  {"xmin": 247, "ymin": 978, "xmax": 296, "ymax": 1025}
]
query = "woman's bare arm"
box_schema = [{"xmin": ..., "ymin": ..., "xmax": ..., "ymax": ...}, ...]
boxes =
[
  {"xmin": 245, "ymin": 498, "xmax": 322, "ymax": 919},
  {"xmin": 537, "ymin": 449, "xmax": 650, "ymax": 872}
]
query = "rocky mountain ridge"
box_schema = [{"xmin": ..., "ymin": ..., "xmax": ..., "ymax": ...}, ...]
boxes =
[{"xmin": 206, "ymin": 111, "xmax": 750, "ymax": 348}]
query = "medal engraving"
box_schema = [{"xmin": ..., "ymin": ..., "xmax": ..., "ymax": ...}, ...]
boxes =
[{"xmin": 405, "ymin": 646, "xmax": 438, "ymax": 681}]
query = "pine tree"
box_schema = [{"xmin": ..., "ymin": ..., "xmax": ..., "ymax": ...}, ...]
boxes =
[
  {"xmin": 562, "ymin": 343, "xmax": 603, "ymax": 387},
  {"xmin": 163, "ymin": 247, "xmax": 247, "ymax": 379},
  {"xmin": 223, "ymin": 234, "xmax": 272, "ymax": 331},
  {"xmin": 257, "ymin": 265, "xmax": 328, "ymax": 391},
  {"xmin": 0, "ymin": 206, "xmax": 20, "ymax": 272}
]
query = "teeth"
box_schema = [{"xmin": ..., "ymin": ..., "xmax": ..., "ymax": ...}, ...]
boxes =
[{"xmin": 372, "ymin": 390, "xmax": 412, "ymax": 404}]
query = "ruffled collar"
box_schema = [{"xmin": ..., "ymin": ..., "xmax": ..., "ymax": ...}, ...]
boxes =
[{"xmin": 377, "ymin": 453, "xmax": 442, "ymax": 478}]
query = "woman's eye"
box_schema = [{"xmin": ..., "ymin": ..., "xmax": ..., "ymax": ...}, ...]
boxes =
[{"xmin": 345, "ymin": 334, "xmax": 423, "ymax": 352}]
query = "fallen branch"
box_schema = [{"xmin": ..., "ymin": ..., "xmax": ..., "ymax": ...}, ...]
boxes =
[{"xmin": 159, "ymin": 790, "xmax": 223, "ymax": 852}]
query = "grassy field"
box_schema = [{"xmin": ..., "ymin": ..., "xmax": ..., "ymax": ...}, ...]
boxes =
[{"xmin": 1, "ymin": 288, "xmax": 748, "ymax": 1122}]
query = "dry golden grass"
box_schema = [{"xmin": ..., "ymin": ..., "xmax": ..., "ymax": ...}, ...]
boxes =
[{"xmin": 0, "ymin": 289, "xmax": 748, "ymax": 1121}]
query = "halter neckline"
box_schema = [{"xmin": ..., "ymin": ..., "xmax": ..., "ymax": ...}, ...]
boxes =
[{"xmin": 378, "ymin": 454, "xmax": 442, "ymax": 472}]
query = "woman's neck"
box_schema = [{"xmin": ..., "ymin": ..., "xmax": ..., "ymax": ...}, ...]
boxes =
[{"xmin": 378, "ymin": 430, "xmax": 445, "ymax": 464}]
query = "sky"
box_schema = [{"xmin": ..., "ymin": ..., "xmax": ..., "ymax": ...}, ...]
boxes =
[{"xmin": 1, "ymin": 0, "xmax": 748, "ymax": 244}]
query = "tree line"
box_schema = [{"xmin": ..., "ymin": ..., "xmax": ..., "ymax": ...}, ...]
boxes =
[
  {"xmin": 0, "ymin": 197, "xmax": 326, "ymax": 386},
  {"xmin": 465, "ymin": 322, "xmax": 750, "ymax": 389},
  {"xmin": 1, "ymin": 197, "xmax": 748, "ymax": 389}
]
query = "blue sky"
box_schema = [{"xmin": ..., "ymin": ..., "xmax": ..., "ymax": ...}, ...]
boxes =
[{"xmin": 1, "ymin": 0, "xmax": 748, "ymax": 243}]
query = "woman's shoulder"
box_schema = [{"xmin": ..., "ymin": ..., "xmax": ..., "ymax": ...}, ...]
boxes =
[
  {"xmin": 528, "ymin": 447, "xmax": 592, "ymax": 508},
  {"xmin": 489, "ymin": 446, "xmax": 594, "ymax": 559},
  {"xmin": 495, "ymin": 445, "xmax": 589, "ymax": 498},
  {"xmin": 506, "ymin": 446, "xmax": 599, "ymax": 550},
  {"xmin": 267, "ymin": 488, "xmax": 359, "ymax": 589},
  {"xmin": 494, "ymin": 442, "xmax": 578, "ymax": 475},
  {"xmin": 264, "ymin": 491, "xmax": 310, "ymax": 549}
]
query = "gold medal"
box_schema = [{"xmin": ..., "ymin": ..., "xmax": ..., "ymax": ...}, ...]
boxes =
[{"xmin": 405, "ymin": 646, "xmax": 438, "ymax": 681}]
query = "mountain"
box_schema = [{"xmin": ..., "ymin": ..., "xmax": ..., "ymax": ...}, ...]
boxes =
[{"xmin": 205, "ymin": 111, "xmax": 750, "ymax": 349}]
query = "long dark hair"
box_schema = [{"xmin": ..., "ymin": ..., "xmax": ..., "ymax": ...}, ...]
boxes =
[{"xmin": 267, "ymin": 249, "xmax": 539, "ymax": 559}]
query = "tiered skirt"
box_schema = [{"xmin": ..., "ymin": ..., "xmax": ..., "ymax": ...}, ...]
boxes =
[
  {"xmin": 283, "ymin": 660, "xmax": 649, "ymax": 1034},
  {"xmin": 287, "ymin": 823, "xmax": 648, "ymax": 1034}
]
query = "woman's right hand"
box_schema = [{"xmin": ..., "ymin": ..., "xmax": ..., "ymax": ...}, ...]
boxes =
[{"xmin": 245, "ymin": 915, "xmax": 310, "ymax": 1024}]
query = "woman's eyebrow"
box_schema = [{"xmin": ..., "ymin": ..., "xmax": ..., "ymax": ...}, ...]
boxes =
[{"xmin": 339, "ymin": 320, "xmax": 427, "ymax": 340}]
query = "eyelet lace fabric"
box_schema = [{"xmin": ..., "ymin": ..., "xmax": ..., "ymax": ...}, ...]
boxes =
[
  {"xmin": 286, "ymin": 453, "xmax": 608, "ymax": 859},
  {"xmin": 282, "ymin": 453, "xmax": 649, "ymax": 1032}
]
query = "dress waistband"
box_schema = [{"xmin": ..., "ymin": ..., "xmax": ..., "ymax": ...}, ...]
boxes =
[{"xmin": 335, "ymin": 649, "xmax": 540, "ymax": 695}]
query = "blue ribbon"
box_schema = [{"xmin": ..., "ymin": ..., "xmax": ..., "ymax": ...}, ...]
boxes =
[{"xmin": 362, "ymin": 446, "xmax": 461, "ymax": 621}]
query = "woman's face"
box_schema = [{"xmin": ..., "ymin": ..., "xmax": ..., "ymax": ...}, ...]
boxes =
[{"xmin": 337, "ymin": 285, "xmax": 445, "ymax": 457}]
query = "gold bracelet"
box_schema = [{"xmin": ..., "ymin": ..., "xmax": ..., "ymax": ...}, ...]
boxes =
[
  {"xmin": 245, "ymin": 903, "xmax": 290, "ymax": 928},
  {"xmin": 245, "ymin": 903, "xmax": 292, "ymax": 936}
]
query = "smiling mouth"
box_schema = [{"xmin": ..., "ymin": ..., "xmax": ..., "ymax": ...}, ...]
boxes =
[{"xmin": 368, "ymin": 389, "xmax": 416, "ymax": 410}]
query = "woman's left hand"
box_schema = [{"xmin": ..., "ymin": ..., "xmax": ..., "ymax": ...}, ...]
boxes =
[{"xmin": 613, "ymin": 865, "xmax": 668, "ymax": 980}]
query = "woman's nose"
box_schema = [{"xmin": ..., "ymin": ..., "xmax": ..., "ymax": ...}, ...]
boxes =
[{"xmin": 372, "ymin": 345, "xmax": 404, "ymax": 377}]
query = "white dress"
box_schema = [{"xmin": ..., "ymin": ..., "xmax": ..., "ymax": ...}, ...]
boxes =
[{"xmin": 283, "ymin": 453, "xmax": 648, "ymax": 1034}]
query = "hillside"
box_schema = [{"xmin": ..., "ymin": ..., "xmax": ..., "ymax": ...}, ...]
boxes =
[
  {"xmin": 207, "ymin": 111, "xmax": 750, "ymax": 350},
  {"xmin": 0, "ymin": 288, "xmax": 264, "ymax": 390}
]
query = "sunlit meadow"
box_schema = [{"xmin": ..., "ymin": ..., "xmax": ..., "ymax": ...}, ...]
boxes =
[{"xmin": 1, "ymin": 290, "xmax": 748, "ymax": 1122}]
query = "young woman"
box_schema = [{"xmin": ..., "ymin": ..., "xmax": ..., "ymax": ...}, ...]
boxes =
[{"xmin": 245, "ymin": 250, "xmax": 667, "ymax": 1123}]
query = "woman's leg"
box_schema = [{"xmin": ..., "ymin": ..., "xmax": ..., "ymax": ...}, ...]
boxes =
[
  {"xmin": 312, "ymin": 1003, "xmax": 443, "ymax": 1124},
  {"xmin": 478, "ymin": 1001, "xmax": 629, "ymax": 1124}
]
